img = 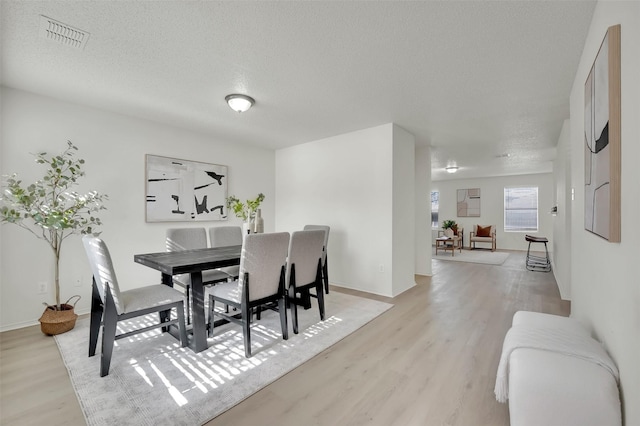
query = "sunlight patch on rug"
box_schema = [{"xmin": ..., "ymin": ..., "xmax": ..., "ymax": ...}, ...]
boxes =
[{"xmin": 55, "ymin": 291, "xmax": 392, "ymax": 426}]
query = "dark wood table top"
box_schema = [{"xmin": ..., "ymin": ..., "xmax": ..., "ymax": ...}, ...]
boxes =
[{"xmin": 134, "ymin": 245, "xmax": 242, "ymax": 276}]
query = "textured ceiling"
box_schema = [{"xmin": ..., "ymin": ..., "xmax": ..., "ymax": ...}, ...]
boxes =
[{"xmin": 1, "ymin": 1, "xmax": 596, "ymax": 181}]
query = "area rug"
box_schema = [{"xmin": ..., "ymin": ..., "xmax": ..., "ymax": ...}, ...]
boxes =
[
  {"xmin": 432, "ymin": 247, "xmax": 510, "ymax": 265},
  {"xmin": 54, "ymin": 291, "xmax": 392, "ymax": 426}
]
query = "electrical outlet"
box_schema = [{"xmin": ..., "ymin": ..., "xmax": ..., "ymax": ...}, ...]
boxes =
[
  {"xmin": 379, "ymin": 264, "xmax": 385, "ymax": 273},
  {"xmin": 37, "ymin": 281, "xmax": 48, "ymax": 294}
]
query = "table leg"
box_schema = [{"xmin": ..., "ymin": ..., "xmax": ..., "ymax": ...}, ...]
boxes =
[{"xmin": 189, "ymin": 271, "xmax": 208, "ymax": 353}]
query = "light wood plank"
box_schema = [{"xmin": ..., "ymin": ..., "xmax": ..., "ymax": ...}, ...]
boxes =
[{"xmin": 0, "ymin": 251, "xmax": 569, "ymax": 426}]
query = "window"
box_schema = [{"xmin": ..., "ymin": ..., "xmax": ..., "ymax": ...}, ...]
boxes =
[
  {"xmin": 504, "ymin": 187, "xmax": 538, "ymax": 232},
  {"xmin": 431, "ymin": 191, "xmax": 439, "ymax": 228}
]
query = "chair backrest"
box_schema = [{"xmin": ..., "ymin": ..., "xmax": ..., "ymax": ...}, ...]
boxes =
[
  {"xmin": 209, "ymin": 226, "xmax": 243, "ymax": 248},
  {"xmin": 238, "ymin": 232, "xmax": 290, "ymax": 301},
  {"xmin": 166, "ymin": 227, "xmax": 207, "ymax": 252},
  {"xmin": 303, "ymin": 225, "xmax": 330, "ymax": 263},
  {"xmin": 287, "ymin": 230, "xmax": 325, "ymax": 288},
  {"xmin": 82, "ymin": 236, "xmax": 125, "ymax": 315}
]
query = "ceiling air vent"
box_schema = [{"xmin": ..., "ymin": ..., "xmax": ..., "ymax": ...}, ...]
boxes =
[{"xmin": 39, "ymin": 15, "xmax": 90, "ymax": 50}]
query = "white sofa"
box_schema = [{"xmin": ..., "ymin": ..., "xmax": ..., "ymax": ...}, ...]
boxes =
[{"xmin": 496, "ymin": 311, "xmax": 621, "ymax": 426}]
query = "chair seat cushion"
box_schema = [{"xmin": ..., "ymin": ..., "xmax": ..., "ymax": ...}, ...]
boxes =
[
  {"xmin": 173, "ymin": 269, "xmax": 230, "ymax": 287},
  {"xmin": 471, "ymin": 236, "xmax": 493, "ymax": 242},
  {"xmin": 217, "ymin": 265, "xmax": 240, "ymax": 278},
  {"xmin": 121, "ymin": 285, "xmax": 184, "ymax": 313},
  {"xmin": 207, "ymin": 280, "xmax": 241, "ymax": 303}
]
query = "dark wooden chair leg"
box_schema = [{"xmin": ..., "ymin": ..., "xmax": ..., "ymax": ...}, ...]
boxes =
[
  {"xmin": 289, "ymin": 285, "xmax": 299, "ymax": 334},
  {"xmin": 241, "ymin": 303, "xmax": 251, "ymax": 358},
  {"xmin": 278, "ymin": 296, "xmax": 288, "ymax": 340},
  {"xmin": 175, "ymin": 302, "xmax": 188, "ymax": 347},
  {"xmin": 100, "ymin": 288, "xmax": 118, "ymax": 377},
  {"xmin": 315, "ymin": 260, "xmax": 325, "ymax": 320},
  {"xmin": 323, "ymin": 258, "xmax": 329, "ymax": 294},
  {"xmin": 89, "ymin": 279, "xmax": 103, "ymax": 357},
  {"xmin": 159, "ymin": 309, "xmax": 170, "ymax": 332},
  {"xmin": 317, "ymin": 280, "xmax": 325, "ymax": 321},
  {"xmin": 208, "ymin": 296, "xmax": 215, "ymax": 337},
  {"xmin": 302, "ymin": 288, "xmax": 312, "ymax": 309},
  {"xmin": 185, "ymin": 285, "xmax": 191, "ymax": 325}
]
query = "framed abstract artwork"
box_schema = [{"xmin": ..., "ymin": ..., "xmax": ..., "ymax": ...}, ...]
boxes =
[
  {"xmin": 457, "ymin": 188, "xmax": 480, "ymax": 217},
  {"xmin": 145, "ymin": 154, "xmax": 228, "ymax": 222},
  {"xmin": 584, "ymin": 24, "xmax": 621, "ymax": 242}
]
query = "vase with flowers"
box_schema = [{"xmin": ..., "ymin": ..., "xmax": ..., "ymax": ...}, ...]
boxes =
[{"xmin": 226, "ymin": 193, "xmax": 265, "ymax": 234}]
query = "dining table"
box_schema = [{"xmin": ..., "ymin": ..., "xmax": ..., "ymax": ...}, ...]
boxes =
[{"xmin": 134, "ymin": 245, "xmax": 242, "ymax": 353}]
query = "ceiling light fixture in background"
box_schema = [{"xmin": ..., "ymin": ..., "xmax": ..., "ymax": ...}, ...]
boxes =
[
  {"xmin": 225, "ymin": 94, "xmax": 255, "ymax": 113},
  {"xmin": 445, "ymin": 165, "xmax": 459, "ymax": 173}
]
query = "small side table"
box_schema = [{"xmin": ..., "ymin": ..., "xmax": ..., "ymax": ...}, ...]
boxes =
[{"xmin": 436, "ymin": 236, "xmax": 462, "ymax": 256}]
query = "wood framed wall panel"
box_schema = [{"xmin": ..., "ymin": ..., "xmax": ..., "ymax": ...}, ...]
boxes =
[{"xmin": 584, "ymin": 24, "xmax": 621, "ymax": 242}]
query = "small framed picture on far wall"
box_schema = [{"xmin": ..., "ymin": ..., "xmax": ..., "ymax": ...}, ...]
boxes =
[{"xmin": 457, "ymin": 188, "xmax": 480, "ymax": 217}]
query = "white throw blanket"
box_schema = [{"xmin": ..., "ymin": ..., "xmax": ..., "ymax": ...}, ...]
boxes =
[{"xmin": 494, "ymin": 325, "xmax": 619, "ymax": 403}]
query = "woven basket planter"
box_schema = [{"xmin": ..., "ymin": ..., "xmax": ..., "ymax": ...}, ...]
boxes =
[{"xmin": 38, "ymin": 295, "xmax": 80, "ymax": 336}]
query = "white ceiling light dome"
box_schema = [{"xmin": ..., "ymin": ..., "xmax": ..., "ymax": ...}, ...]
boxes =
[
  {"xmin": 225, "ymin": 94, "xmax": 255, "ymax": 113},
  {"xmin": 445, "ymin": 165, "xmax": 459, "ymax": 173}
]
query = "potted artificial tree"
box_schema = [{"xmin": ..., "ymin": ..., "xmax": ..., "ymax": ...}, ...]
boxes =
[
  {"xmin": 0, "ymin": 141, "xmax": 108, "ymax": 335},
  {"xmin": 226, "ymin": 193, "xmax": 265, "ymax": 234}
]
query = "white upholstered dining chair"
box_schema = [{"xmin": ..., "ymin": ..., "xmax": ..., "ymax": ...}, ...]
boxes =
[
  {"xmin": 166, "ymin": 227, "xmax": 231, "ymax": 286},
  {"xmin": 208, "ymin": 226, "xmax": 243, "ymax": 280},
  {"xmin": 287, "ymin": 229, "xmax": 326, "ymax": 334},
  {"xmin": 206, "ymin": 232, "xmax": 290, "ymax": 358},
  {"xmin": 82, "ymin": 236, "xmax": 188, "ymax": 377},
  {"xmin": 166, "ymin": 227, "xmax": 230, "ymax": 323},
  {"xmin": 303, "ymin": 224, "xmax": 330, "ymax": 294}
]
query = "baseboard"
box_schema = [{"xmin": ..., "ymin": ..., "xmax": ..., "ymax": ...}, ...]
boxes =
[
  {"xmin": 0, "ymin": 307, "xmax": 91, "ymax": 333},
  {"xmin": 551, "ymin": 260, "xmax": 571, "ymax": 301}
]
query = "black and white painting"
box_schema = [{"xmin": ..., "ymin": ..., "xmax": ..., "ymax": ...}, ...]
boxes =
[
  {"xmin": 584, "ymin": 24, "xmax": 621, "ymax": 242},
  {"xmin": 146, "ymin": 155, "xmax": 227, "ymax": 222}
]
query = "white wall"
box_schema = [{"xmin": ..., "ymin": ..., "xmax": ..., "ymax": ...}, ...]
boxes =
[
  {"xmin": 0, "ymin": 87, "xmax": 275, "ymax": 331},
  {"xmin": 391, "ymin": 125, "xmax": 416, "ymax": 295},
  {"xmin": 552, "ymin": 119, "xmax": 572, "ymax": 300},
  {"xmin": 414, "ymin": 145, "xmax": 432, "ymax": 276},
  {"xmin": 432, "ymin": 173, "xmax": 555, "ymax": 251},
  {"xmin": 568, "ymin": 2, "xmax": 640, "ymax": 424},
  {"xmin": 275, "ymin": 123, "xmax": 416, "ymax": 297}
]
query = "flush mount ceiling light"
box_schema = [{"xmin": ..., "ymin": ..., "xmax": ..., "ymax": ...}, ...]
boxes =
[
  {"xmin": 445, "ymin": 166, "xmax": 459, "ymax": 173},
  {"xmin": 225, "ymin": 94, "xmax": 255, "ymax": 113}
]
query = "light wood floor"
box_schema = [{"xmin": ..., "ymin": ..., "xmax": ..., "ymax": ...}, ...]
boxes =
[{"xmin": 0, "ymin": 251, "xmax": 569, "ymax": 426}]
